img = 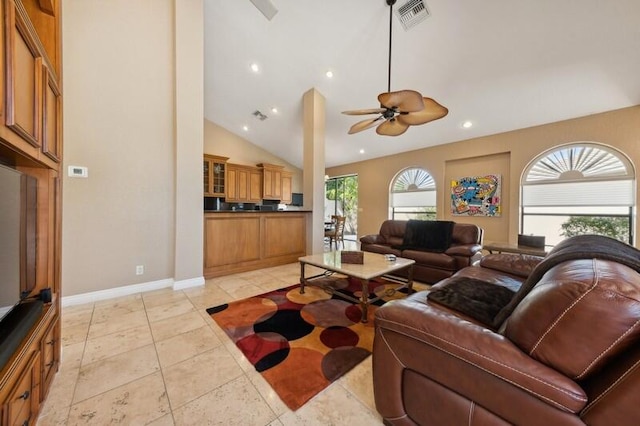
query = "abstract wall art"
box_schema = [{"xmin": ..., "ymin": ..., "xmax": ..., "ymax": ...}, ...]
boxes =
[{"xmin": 451, "ymin": 174, "xmax": 502, "ymax": 217}]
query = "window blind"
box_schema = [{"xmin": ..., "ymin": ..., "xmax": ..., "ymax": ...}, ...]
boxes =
[
  {"xmin": 391, "ymin": 190, "xmax": 436, "ymax": 207},
  {"xmin": 522, "ymin": 180, "xmax": 634, "ymax": 207}
]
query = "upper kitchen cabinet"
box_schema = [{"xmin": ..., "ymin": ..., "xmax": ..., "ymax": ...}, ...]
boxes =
[
  {"xmin": 226, "ymin": 163, "xmax": 262, "ymax": 203},
  {"xmin": 258, "ymin": 163, "xmax": 283, "ymax": 200},
  {"xmin": 1, "ymin": 0, "xmax": 62, "ymax": 169},
  {"xmin": 281, "ymin": 171, "xmax": 292, "ymax": 204},
  {"xmin": 203, "ymin": 154, "xmax": 228, "ymax": 197}
]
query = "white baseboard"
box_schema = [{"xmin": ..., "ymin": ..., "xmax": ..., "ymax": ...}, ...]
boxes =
[
  {"xmin": 173, "ymin": 276, "xmax": 205, "ymax": 291},
  {"xmin": 61, "ymin": 278, "xmax": 174, "ymax": 308}
]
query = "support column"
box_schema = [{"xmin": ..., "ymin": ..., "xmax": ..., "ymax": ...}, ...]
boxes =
[
  {"xmin": 303, "ymin": 88, "xmax": 326, "ymax": 254},
  {"xmin": 174, "ymin": 0, "xmax": 205, "ymax": 289}
]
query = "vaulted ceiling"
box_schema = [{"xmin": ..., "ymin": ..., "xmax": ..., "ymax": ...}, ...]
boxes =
[{"xmin": 204, "ymin": 0, "xmax": 640, "ymax": 168}]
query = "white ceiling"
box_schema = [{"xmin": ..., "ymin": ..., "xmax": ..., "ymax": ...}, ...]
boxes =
[{"xmin": 204, "ymin": 0, "xmax": 640, "ymax": 169}]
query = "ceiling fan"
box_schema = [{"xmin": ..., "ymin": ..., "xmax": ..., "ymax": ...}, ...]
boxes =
[{"xmin": 342, "ymin": 0, "xmax": 448, "ymax": 136}]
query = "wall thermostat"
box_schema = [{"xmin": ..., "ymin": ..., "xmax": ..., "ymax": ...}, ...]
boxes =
[{"xmin": 68, "ymin": 165, "xmax": 88, "ymax": 178}]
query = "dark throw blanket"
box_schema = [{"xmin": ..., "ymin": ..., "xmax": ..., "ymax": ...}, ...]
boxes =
[
  {"xmin": 428, "ymin": 235, "xmax": 640, "ymax": 330},
  {"xmin": 427, "ymin": 278, "xmax": 515, "ymax": 326},
  {"xmin": 394, "ymin": 220, "xmax": 454, "ymax": 253}
]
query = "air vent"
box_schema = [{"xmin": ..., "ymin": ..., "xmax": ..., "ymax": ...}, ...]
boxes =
[
  {"xmin": 253, "ymin": 110, "xmax": 268, "ymax": 121},
  {"xmin": 395, "ymin": 0, "xmax": 430, "ymax": 31}
]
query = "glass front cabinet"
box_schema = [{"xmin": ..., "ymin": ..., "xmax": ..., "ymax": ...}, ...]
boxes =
[{"xmin": 204, "ymin": 155, "xmax": 229, "ymax": 197}]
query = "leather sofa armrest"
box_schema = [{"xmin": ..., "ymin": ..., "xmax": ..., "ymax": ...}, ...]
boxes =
[
  {"xmin": 359, "ymin": 234, "xmax": 380, "ymax": 244},
  {"xmin": 445, "ymin": 243, "xmax": 483, "ymax": 257},
  {"xmin": 479, "ymin": 253, "xmax": 544, "ymax": 278},
  {"xmin": 374, "ymin": 295, "xmax": 587, "ymax": 415}
]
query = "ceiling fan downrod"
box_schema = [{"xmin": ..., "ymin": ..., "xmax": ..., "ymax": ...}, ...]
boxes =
[{"xmin": 386, "ymin": 0, "xmax": 396, "ymax": 94}]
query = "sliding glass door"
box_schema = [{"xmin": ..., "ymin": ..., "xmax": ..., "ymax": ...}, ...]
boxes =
[{"xmin": 325, "ymin": 175, "xmax": 358, "ymax": 241}]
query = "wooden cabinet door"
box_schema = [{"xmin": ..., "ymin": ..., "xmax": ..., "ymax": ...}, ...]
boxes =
[
  {"xmin": 281, "ymin": 172, "xmax": 292, "ymax": 204},
  {"xmin": 263, "ymin": 168, "xmax": 274, "ymax": 199},
  {"xmin": 272, "ymin": 170, "xmax": 282, "ymax": 199},
  {"xmin": 249, "ymin": 170, "xmax": 262, "ymax": 202},
  {"xmin": 41, "ymin": 63, "xmax": 61, "ymax": 162},
  {"xmin": 237, "ymin": 168, "xmax": 248, "ymax": 201},
  {"xmin": 5, "ymin": 0, "xmax": 43, "ymax": 147},
  {"xmin": 226, "ymin": 166, "xmax": 238, "ymax": 201},
  {"xmin": 40, "ymin": 317, "xmax": 59, "ymax": 401},
  {"xmin": 4, "ymin": 351, "xmax": 40, "ymax": 426},
  {"xmin": 260, "ymin": 164, "xmax": 285, "ymax": 200}
]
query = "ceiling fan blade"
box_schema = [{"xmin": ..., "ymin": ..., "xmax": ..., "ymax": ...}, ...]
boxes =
[
  {"xmin": 348, "ymin": 116, "xmax": 383, "ymax": 134},
  {"xmin": 376, "ymin": 119, "xmax": 410, "ymax": 136},
  {"xmin": 342, "ymin": 108, "xmax": 387, "ymax": 116},
  {"xmin": 378, "ymin": 90, "xmax": 424, "ymax": 112},
  {"xmin": 397, "ymin": 97, "xmax": 449, "ymax": 126}
]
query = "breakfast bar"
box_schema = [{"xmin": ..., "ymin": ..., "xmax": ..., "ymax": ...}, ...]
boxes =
[{"xmin": 203, "ymin": 210, "xmax": 310, "ymax": 278}]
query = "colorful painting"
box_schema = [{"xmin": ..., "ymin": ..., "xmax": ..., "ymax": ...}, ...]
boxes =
[{"xmin": 451, "ymin": 174, "xmax": 501, "ymax": 217}]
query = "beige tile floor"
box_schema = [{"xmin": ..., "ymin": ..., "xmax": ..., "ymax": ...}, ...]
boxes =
[{"xmin": 37, "ymin": 242, "xmax": 426, "ymax": 425}]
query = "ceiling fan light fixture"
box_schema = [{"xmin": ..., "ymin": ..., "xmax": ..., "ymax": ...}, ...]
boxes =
[{"xmin": 342, "ymin": 0, "xmax": 447, "ymax": 136}]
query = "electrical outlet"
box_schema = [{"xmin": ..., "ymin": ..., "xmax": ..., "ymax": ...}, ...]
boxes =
[{"xmin": 136, "ymin": 265, "xmax": 144, "ymax": 275}]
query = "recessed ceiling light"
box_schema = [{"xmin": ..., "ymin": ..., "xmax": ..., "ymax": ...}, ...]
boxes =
[
  {"xmin": 242, "ymin": 125, "xmax": 249, "ymax": 131},
  {"xmin": 271, "ymin": 107, "xmax": 278, "ymax": 114},
  {"xmin": 462, "ymin": 121, "xmax": 473, "ymax": 128},
  {"xmin": 325, "ymin": 70, "xmax": 334, "ymax": 78},
  {"xmin": 250, "ymin": 63, "xmax": 260, "ymax": 73},
  {"xmin": 359, "ymin": 149, "xmax": 365, "ymax": 154}
]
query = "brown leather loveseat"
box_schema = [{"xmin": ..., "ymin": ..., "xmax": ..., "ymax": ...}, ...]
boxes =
[
  {"xmin": 373, "ymin": 235, "xmax": 640, "ymax": 425},
  {"xmin": 360, "ymin": 220, "xmax": 483, "ymax": 284}
]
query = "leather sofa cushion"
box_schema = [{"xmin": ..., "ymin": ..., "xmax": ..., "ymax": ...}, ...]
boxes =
[
  {"xmin": 452, "ymin": 223, "xmax": 483, "ymax": 245},
  {"xmin": 378, "ymin": 220, "xmax": 407, "ymax": 246},
  {"xmin": 361, "ymin": 244, "xmax": 402, "ymax": 257},
  {"xmin": 402, "ymin": 249, "xmax": 455, "ymax": 270},
  {"xmin": 504, "ymin": 259, "xmax": 640, "ymax": 380}
]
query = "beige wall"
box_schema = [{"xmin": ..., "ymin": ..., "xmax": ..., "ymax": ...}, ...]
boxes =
[
  {"xmin": 327, "ymin": 106, "xmax": 640, "ymax": 246},
  {"xmin": 62, "ymin": 0, "xmax": 204, "ymax": 296},
  {"xmin": 204, "ymin": 120, "xmax": 303, "ymax": 193}
]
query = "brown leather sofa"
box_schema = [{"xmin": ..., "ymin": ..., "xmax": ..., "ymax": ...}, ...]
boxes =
[
  {"xmin": 360, "ymin": 220, "xmax": 483, "ymax": 284},
  {"xmin": 373, "ymin": 235, "xmax": 640, "ymax": 425}
]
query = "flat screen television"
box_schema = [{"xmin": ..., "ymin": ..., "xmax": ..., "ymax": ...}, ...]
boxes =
[{"xmin": 0, "ymin": 164, "xmax": 37, "ymax": 322}]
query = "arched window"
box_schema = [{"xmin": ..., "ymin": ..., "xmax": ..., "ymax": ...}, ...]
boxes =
[
  {"xmin": 521, "ymin": 143, "xmax": 635, "ymax": 246},
  {"xmin": 390, "ymin": 167, "xmax": 437, "ymax": 220}
]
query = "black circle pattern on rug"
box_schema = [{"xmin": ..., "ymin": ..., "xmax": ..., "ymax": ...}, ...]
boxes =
[{"xmin": 253, "ymin": 309, "xmax": 315, "ymax": 342}]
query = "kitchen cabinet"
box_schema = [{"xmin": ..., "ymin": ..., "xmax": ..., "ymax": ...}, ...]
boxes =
[
  {"xmin": 203, "ymin": 154, "xmax": 228, "ymax": 197},
  {"xmin": 249, "ymin": 168, "xmax": 262, "ymax": 202},
  {"xmin": 226, "ymin": 163, "xmax": 262, "ymax": 203},
  {"xmin": 258, "ymin": 163, "xmax": 284, "ymax": 200},
  {"xmin": 281, "ymin": 171, "xmax": 292, "ymax": 204}
]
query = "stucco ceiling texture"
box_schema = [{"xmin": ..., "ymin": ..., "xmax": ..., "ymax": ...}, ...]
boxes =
[{"xmin": 204, "ymin": 0, "xmax": 640, "ymax": 168}]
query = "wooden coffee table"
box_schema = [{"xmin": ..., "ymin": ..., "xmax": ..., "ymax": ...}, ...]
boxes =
[{"xmin": 298, "ymin": 251, "xmax": 415, "ymax": 323}]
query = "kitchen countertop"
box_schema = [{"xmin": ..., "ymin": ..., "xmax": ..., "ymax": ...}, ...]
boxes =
[{"xmin": 204, "ymin": 209, "xmax": 311, "ymax": 213}]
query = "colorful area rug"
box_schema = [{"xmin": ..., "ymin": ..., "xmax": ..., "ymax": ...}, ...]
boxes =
[{"xmin": 206, "ymin": 275, "xmax": 408, "ymax": 410}]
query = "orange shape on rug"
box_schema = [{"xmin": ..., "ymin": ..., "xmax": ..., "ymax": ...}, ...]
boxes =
[{"xmin": 261, "ymin": 347, "xmax": 329, "ymax": 410}]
